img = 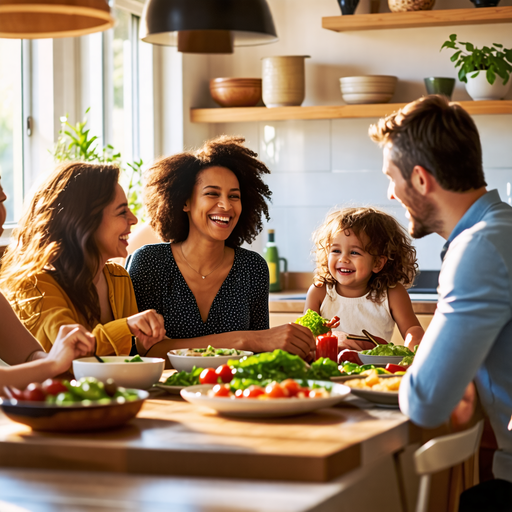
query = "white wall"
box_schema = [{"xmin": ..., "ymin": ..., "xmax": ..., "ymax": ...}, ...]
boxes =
[{"xmin": 181, "ymin": 0, "xmax": 512, "ymax": 272}]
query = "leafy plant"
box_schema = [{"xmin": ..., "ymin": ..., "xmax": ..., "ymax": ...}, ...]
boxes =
[
  {"xmin": 51, "ymin": 108, "xmax": 145, "ymax": 221},
  {"xmin": 441, "ymin": 34, "xmax": 512, "ymax": 85}
]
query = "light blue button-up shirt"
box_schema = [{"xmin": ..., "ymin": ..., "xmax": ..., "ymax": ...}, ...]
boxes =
[{"xmin": 399, "ymin": 189, "xmax": 512, "ymax": 481}]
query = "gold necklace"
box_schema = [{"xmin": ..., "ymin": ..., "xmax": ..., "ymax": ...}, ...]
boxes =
[{"xmin": 180, "ymin": 244, "xmax": 225, "ymax": 279}]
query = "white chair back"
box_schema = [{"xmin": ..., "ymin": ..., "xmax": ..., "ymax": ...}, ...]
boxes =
[{"xmin": 413, "ymin": 420, "xmax": 484, "ymax": 512}]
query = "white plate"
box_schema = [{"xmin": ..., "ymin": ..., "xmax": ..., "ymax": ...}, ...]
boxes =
[
  {"xmin": 358, "ymin": 353, "xmax": 404, "ymax": 366},
  {"xmin": 167, "ymin": 349, "xmax": 253, "ymax": 372},
  {"xmin": 153, "ymin": 383, "xmax": 185, "ymax": 394},
  {"xmin": 341, "ymin": 375, "xmax": 401, "ymax": 407},
  {"xmin": 180, "ymin": 380, "xmax": 351, "ymax": 418}
]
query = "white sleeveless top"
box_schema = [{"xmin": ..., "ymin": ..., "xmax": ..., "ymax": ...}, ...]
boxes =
[{"xmin": 320, "ymin": 285, "xmax": 395, "ymax": 342}]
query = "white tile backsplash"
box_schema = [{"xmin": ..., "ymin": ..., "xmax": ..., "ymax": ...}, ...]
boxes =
[
  {"xmin": 473, "ymin": 115, "xmax": 512, "ymax": 169},
  {"xmin": 258, "ymin": 120, "xmax": 331, "ymax": 172},
  {"xmin": 331, "ymin": 118, "xmax": 385, "ymax": 171}
]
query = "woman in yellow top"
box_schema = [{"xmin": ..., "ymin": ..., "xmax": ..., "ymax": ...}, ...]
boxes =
[{"xmin": 0, "ymin": 162, "xmax": 165, "ymax": 356}]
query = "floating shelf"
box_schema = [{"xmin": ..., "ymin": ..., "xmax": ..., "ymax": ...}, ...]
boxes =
[
  {"xmin": 190, "ymin": 101, "xmax": 512, "ymax": 123},
  {"xmin": 322, "ymin": 6, "xmax": 512, "ymax": 32}
]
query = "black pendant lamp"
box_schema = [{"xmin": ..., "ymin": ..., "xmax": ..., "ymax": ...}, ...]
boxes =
[{"xmin": 140, "ymin": 0, "xmax": 278, "ymax": 54}]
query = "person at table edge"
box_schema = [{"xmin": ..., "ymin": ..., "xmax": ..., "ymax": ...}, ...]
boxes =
[{"xmin": 365, "ymin": 95, "xmax": 512, "ymax": 506}]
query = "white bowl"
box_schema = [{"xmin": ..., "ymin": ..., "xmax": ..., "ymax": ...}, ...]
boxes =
[
  {"xmin": 340, "ymin": 75, "xmax": 397, "ymax": 104},
  {"xmin": 73, "ymin": 356, "xmax": 165, "ymax": 389},
  {"xmin": 358, "ymin": 353, "xmax": 404, "ymax": 366},
  {"xmin": 167, "ymin": 349, "xmax": 253, "ymax": 372}
]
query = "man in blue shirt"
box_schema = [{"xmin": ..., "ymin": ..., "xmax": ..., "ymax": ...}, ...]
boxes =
[{"xmin": 369, "ymin": 95, "xmax": 512, "ymax": 510}]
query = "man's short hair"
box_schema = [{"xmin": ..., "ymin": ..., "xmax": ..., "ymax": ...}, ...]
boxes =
[{"xmin": 369, "ymin": 95, "xmax": 487, "ymax": 191}]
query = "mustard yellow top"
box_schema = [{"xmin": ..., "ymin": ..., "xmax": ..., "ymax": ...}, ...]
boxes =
[{"xmin": 24, "ymin": 262, "xmax": 138, "ymax": 356}]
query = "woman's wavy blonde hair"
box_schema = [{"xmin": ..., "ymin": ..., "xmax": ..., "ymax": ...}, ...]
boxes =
[
  {"xmin": 312, "ymin": 207, "xmax": 418, "ymax": 302},
  {"xmin": 0, "ymin": 162, "xmax": 119, "ymax": 328}
]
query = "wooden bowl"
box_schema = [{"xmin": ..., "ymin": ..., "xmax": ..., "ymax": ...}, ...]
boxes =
[{"xmin": 210, "ymin": 78, "xmax": 262, "ymax": 108}]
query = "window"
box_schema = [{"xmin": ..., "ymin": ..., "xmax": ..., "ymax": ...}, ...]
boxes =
[{"xmin": 0, "ymin": 39, "xmax": 23, "ymax": 227}]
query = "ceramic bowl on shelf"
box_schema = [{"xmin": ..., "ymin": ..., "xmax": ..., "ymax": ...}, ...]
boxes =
[
  {"xmin": 209, "ymin": 78, "xmax": 262, "ymax": 108},
  {"xmin": 339, "ymin": 75, "xmax": 398, "ymax": 104}
]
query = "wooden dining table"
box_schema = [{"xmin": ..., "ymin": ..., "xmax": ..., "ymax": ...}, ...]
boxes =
[{"xmin": 0, "ymin": 375, "xmax": 457, "ymax": 512}]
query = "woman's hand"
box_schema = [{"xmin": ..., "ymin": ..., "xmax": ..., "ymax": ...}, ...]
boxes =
[
  {"xmin": 47, "ymin": 324, "xmax": 96, "ymax": 374},
  {"xmin": 256, "ymin": 323, "xmax": 316, "ymax": 359},
  {"xmin": 127, "ymin": 310, "xmax": 166, "ymax": 350}
]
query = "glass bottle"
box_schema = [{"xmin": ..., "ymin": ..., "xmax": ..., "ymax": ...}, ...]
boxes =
[{"xmin": 264, "ymin": 229, "xmax": 287, "ymax": 292}]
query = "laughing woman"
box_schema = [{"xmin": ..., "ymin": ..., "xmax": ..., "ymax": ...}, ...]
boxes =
[
  {"xmin": 128, "ymin": 136, "xmax": 315, "ymax": 359},
  {"xmin": 0, "ymin": 163, "xmax": 165, "ymax": 356}
]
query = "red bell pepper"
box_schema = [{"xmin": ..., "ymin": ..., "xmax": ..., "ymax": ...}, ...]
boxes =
[{"xmin": 385, "ymin": 363, "xmax": 408, "ymax": 374}]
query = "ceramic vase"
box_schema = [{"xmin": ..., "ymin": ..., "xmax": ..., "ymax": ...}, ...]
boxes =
[
  {"xmin": 424, "ymin": 77, "xmax": 456, "ymax": 99},
  {"xmin": 465, "ymin": 72, "xmax": 511, "ymax": 100},
  {"xmin": 262, "ymin": 56, "xmax": 310, "ymax": 108},
  {"xmin": 388, "ymin": 0, "xmax": 435, "ymax": 11},
  {"xmin": 470, "ymin": 0, "xmax": 500, "ymax": 6},
  {"xmin": 337, "ymin": 0, "xmax": 360, "ymax": 15}
]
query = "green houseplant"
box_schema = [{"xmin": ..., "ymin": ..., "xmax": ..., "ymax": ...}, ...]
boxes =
[
  {"xmin": 441, "ymin": 34, "xmax": 512, "ymax": 101},
  {"xmin": 51, "ymin": 109, "xmax": 145, "ymax": 221}
]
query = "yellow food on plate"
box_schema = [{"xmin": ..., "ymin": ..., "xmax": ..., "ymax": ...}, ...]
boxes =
[{"xmin": 344, "ymin": 370, "xmax": 401, "ymax": 393}]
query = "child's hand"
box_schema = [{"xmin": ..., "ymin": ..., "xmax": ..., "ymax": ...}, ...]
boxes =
[{"xmin": 334, "ymin": 331, "xmax": 375, "ymax": 351}]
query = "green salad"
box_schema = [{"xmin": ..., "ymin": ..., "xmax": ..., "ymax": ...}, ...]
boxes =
[
  {"xmin": 125, "ymin": 355, "xmax": 144, "ymax": 363},
  {"xmin": 361, "ymin": 343, "xmax": 414, "ymax": 358},
  {"xmin": 163, "ymin": 349, "xmax": 342, "ymax": 390},
  {"xmin": 182, "ymin": 345, "xmax": 244, "ymax": 357}
]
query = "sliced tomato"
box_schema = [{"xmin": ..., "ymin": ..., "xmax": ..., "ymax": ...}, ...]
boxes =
[
  {"xmin": 280, "ymin": 379, "xmax": 301, "ymax": 397},
  {"xmin": 264, "ymin": 382, "xmax": 286, "ymax": 399},
  {"xmin": 385, "ymin": 363, "xmax": 407, "ymax": 374},
  {"xmin": 23, "ymin": 383, "xmax": 46, "ymax": 402},
  {"xmin": 242, "ymin": 385, "xmax": 265, "ymax": 399},
  {"xmin": 199, "ymin": 368, "xmax": 219, "ymax": 385},
  {"xmin": 42, "ymin": 379, "xmax": 68, "ymax": 396},
  {"xmin": 211, "ymin": 384, "xmax": 232, "ymax": 397},
  {"xmin": 215, "ymin": 364, "xmax": 234, "ymax": 384}
]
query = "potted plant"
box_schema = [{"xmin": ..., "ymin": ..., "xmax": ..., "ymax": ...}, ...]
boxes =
[
  {"xmin": 441, "ymin": 34, "xmax": 512, "ymax": 100},
  {"xmin": 51, "ymin": 109, "xmax": 145, "ymax": 221}
]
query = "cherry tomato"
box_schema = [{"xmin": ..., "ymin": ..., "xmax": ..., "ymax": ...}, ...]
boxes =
[
  {"xmin": 297, "ymin": 387, "xmax": 311, "ymax": 398},
  {"xmin": 280, "ymin": 379, "xmax": 301, "ymax": 397},
  {"xmin": 242, "ymin": 385, "xmax": 265, "ymax": 399},
  {"xmin": 215, "ymin": 364, "xmax": 234, "ymax": 384},
  {"xmin": 264, "ymin": 382, "xmax": 286, "ymax": 399},
  {"xmin": 42, "ymin": 379, "xmax": 68, "ymax": 396},
  {"xmin": 211, "ymin": 384, "xmax": 232, "ymax": 397},
  {"xmin": 234, "ymin": 389, "xmax": 244, "ymax": 399},
  {"xmin": 199, "ymin": 368, "xmax": 219, "ymax": 385},
  {"xmin": 23, "ymin": 383, "xmax": 46, "ymax": 402}
]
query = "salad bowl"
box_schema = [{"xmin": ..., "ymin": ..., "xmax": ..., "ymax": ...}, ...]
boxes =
[
  {"xmin": 73, "ymin": 356, "xmax": 165, "ymax": 389},
  {"xmin": 167, "ymin": 347, "xmax": 253, "ymax": 372}
]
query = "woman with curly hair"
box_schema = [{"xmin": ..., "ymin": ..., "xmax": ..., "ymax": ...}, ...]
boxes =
[
  {"xmin": 304, "ymin": 206, "xmax": 423, "ymax": 351},
  {"xmin": 127, "ymin": 136, "xmax": 315, "ymax": 358},
  {"xmin": 0, "ymin": 162, "xmax": 165, "ymax": 356}
]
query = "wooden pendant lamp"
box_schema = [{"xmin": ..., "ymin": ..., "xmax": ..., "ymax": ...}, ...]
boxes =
[{"xmin": 0, "ymin": 0, "xmax": 114, "ymax": 39}]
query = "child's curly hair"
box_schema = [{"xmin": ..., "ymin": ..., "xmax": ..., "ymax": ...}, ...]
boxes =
[{"xmin": 313, "ymin": 207, "xmax": 418, "ymax": 302}]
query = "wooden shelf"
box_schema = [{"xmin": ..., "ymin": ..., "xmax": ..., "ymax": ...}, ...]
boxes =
[
  {"xmin": 322, "ymin": 6, "xmax": 512, "ymax": 32},
  {"xmin": 190, "ymin": 101, "xmax": 512, "ymax": 123}
]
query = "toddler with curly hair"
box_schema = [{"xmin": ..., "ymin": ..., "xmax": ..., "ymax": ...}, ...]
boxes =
[{"xmin": 304, "ymin": 206, "xmax": 424, "ymax": 351}]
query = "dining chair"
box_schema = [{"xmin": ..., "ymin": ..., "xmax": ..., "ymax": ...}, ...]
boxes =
[{"xmin": 413, "ymin": 420, "xmax": 484, "ymax": 512}]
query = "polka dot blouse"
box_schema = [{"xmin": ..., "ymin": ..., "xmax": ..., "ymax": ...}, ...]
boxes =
[{"xmin": 128, "ymin": 243, "xmax": 270, "ymax": 339}]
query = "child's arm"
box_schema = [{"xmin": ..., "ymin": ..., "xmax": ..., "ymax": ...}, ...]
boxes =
[
  {"xmin": 304, "ymin": 284, "xmax": 327, "ymax": 315},
  {"xmin": 388, "ymin": 284, "xmax": 424, "ymax": 350}
]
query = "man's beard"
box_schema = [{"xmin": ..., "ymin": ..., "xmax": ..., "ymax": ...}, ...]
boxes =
[{"xmin": 404, "ymin": 188, "xmax": 442, "ymax": 239}]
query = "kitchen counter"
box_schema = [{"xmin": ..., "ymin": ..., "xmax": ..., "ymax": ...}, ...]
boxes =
[{"xmin": 269, "ymin": 291, "xmax": 437, "ymax": 315}]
